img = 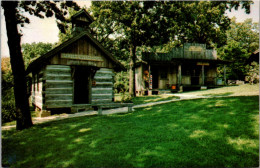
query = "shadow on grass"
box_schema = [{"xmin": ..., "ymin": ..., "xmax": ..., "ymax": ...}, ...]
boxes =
[{"xmin": 2, "ymin": 96, "xmax": 259, "ymax": 167}]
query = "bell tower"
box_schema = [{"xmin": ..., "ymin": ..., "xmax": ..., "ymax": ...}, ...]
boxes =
[{"xmin": 71, "ymin": 9, "xmax": 94, "ymax": 35}]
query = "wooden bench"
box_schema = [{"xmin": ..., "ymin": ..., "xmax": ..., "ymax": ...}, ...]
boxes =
[
  {"xmin": 92, "ymin": 103, "xmax": 134, "ymax": 115},
  {"xmin": 71, "ymin": 104, "xmax": 92, "ymax": 113}
]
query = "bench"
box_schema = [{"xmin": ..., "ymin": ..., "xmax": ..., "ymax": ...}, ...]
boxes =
[
  {"xmin": 71, "ymin": 104, "xmax": 92, "ymax": 113},
  {"xmin": 92, "ymin": 103, "xmax": 134, "ymax": 115}
]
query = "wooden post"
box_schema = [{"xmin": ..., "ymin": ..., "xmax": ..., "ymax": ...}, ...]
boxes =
[
  {"xmin": 178, "ymin": 64, "xmax": 182, "ymax": 87},
  {"xmin": 148, "ymin": 64, "xmax": 152, "ymax": 95},
  {"xmin": 202, "ymin": 65, "xmax": 205, "ymax": 85},
  {"xmin": 128, "ymin": 106, "xmax": 132, "ymax": 112},
  {"xmin": 224, "ymin": 64, "xmax": 227, "ymax": 85},
  {"xmin": 98, "ymin": 106, "xmax": 102, "ymax": 115},
  {"xmin": 88, "ymin": 71, "xmax": 92, "ymax": 104}
]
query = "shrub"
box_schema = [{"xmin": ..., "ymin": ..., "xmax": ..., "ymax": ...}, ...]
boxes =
[
  {"xmin": 2, "ymin": 95, "xmax": 16, "ymax": 123},
  {"xmin": 246, "ymin": 61, "xmax": 259, "ymax": 84},
  {"xmin": 114, "ymin": 71, "xmax": 129, "ymax": 94}
]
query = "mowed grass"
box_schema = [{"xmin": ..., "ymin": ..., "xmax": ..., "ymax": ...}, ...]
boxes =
[{"xmin": 2, "ymin": 96, "xmax": 259, "ymax": 167}]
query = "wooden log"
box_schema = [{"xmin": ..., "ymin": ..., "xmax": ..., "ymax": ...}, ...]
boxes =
[
  {"xmin": 92, "ymin": 89, "xmax": 113, "ymax": 94},
  {"xmin": 44, "ymin": 88, "xmax": 73, "ymax": 94},
  {"xmin": 45, "ymin": 100, "xmax": 72, "ymax": 106},
  {"xmin": 92, "ymin": 95, "xmax": 113, "ymax": 99},
  {"xmin": 45, "ymin": 82, "xmax": 73, "ymax": 88},
  {"xmin": 45, "ymin": 74, "xmax": 71, "ymax": 80},
  {"xmin": 45, "ymin": 94, "xmax": 73, "ymax": 100}
]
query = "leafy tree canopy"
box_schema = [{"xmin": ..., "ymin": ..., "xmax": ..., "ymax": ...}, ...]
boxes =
[
  {"xmin": 217, "ymin": 18, "xmax": 259, "ymax": 80},
  {"xmin": 22, "ymin": 42, "xmax": 53, "ymax": 68}
]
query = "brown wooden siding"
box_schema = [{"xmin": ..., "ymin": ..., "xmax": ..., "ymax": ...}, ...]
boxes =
[{"xmin": 50, "ymin": 37, "xmax": 114, "ymax": 69}]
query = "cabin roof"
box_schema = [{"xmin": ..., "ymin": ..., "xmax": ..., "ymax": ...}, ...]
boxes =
[
  {"xmin": 26, "ymin": 31, "xmax": 125, "ymax": 74},
  {"xmin": 142, "ymin": 43, "xmax": 229, "ymax": 64},
  {"xmin": 71, "ymin": 9, "xmax": 94, "ymax": 24}
]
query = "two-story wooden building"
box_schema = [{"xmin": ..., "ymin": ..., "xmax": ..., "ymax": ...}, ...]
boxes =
[
  {"xmin": 135, "ymin": 43, "xmax": 228, "ymax": 95},
  {"xmin": 26, "ymin": 9, "xmax": 125, "ymax": 117}
]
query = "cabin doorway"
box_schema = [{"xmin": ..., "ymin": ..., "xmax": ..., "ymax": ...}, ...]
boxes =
[
  {"xmin": 74, "ymin": 66, "xmax": 91, "ymax": 104},
  {"xmin": 151, "ymin": 67, "xmax": 159, "ymax": 89},
  {"xmin": 191, "ymin": 66, "xmax": 201, "ymax": 85}
]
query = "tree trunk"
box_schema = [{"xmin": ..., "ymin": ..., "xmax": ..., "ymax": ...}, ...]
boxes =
[
  {"xmin": 129, "ymin": 44, "xmax": 136, "ymax": 97},
  {"xmin": 2, "ymin": 1, "xmax": 33, "ymax": 130}
]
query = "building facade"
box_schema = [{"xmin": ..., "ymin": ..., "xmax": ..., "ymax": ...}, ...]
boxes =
[{"xmin": 135, "ymin": 43, "xmax": 227, "ymax": 95}]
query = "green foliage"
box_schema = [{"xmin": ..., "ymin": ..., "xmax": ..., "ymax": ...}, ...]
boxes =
[
  {"xmin": 227, "ymin": 18, "xmax": 259, "ymax": 54},
  {"xmin": 218, "ymin": 40, "xmax": 250, "ymax": 80},
  {"xmin": 217, "ymin": 18, "xmax": 259, "ymax": 80},
  {"xmin": 246, "ymin": 61, "xmax": 259, "ymax": 84},
  {"xmin": 114, "ymin": 71, "xmax": 129, "ymax": 94},
  {"xmin": 2, "ymin": 96, "xmax": 258, "ymax": 167},
  {"xmin": 22, "ymin": 42, "xmax": 53, "ymax": 68},
  {"xmin": 1, "ymin": 58, "xmax": 16, "ymax": 123},
  {"xmin": 2, "ymin": 90, "xmax": 16, "ymax": 123},
  {"xmin": 1, "ymin": 42, "xmax": 52, "ymax": 123}
]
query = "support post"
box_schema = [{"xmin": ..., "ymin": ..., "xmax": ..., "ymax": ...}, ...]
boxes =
[
  {"xmin": 98, "ymin": 106, "xmax": 102, "ymax": 115},
  {"xmin": 223, "ymin": 65, "xmax": 227, "ymax": 85},
  {"xmin": 148, "ymin": 64, "xmax": 153, "ymax": 95},
  {"xmin": 128, "ymin": 106, "xmax": 132, "ymax": 112},
  {"xmin": 202, "ymin": 65, "xmax": 205, "ymax": 86},
  {"xmin": 178, "ymin": 64, "xmax": 182, "ymax": 87}
]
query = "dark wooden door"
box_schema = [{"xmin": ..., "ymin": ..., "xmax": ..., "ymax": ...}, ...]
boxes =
[
  {"xmin": 74, "ymin": 67, "xmax": 91, "ymax": 104},
  {"xmin": 191, "ymin": 66, "xmax": 201, "ymax": 85},
  {"xmin": 151, "ymin": 67, "xmax": 159, "ymax": 89}
]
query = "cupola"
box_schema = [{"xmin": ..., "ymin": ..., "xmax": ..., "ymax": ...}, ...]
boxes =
[{"xmin": 71, "ymin": 9, "xmax": 94, "ymax": 35}]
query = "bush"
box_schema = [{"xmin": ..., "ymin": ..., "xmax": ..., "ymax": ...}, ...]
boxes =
[
  {"xmin": 246, "ymin": 62, "xmax": 259, "ymax": 84},
  {"xmin": 2, "ymin": 97, "xmax": 16, "ymax": 123},
  {"xmin": 120, "ymin": 93, "xmax": 132, "ymax": 103},
  {"xmin": 114, "ymin": 71, "xmax": 129, "ymax": 94}
]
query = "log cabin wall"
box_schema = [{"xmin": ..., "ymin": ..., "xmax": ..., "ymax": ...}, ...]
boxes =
[
  {"xmin": 44, "ymin": 65, "xmax": 73, "ymax": 109},
  {"xmin": 31, "ymin": 68, "xmax": 45, "ymax": 110},
  {"xmin": 92, "ymin": 68, "xmax": 114, "ymax": 104}
]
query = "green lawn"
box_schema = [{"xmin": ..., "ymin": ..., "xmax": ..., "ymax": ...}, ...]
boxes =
[{"xmin": 2, "ymin": 96, "xmax": 259, "ymax": 167}]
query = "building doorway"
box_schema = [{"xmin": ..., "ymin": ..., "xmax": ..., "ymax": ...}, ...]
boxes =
[
  {"xmin": 151, "ymin": 67, "xmax": 159, "ymax": 89},
  {"xmin": 74, "ymin": 66, "xmax": 91, "ymax": 104},
  {"xmin": 191, "ymin": 66, "xmax": 201, "ymax": 85}
]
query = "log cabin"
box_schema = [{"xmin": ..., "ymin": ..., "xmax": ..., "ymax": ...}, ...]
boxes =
[
  {"xmin": 135, "ymin": 43, "xmax": 228, "ymax": 96},
  {"xmin": 26, "ymin": 9, "xmax": 126, "ymax": 117}
]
